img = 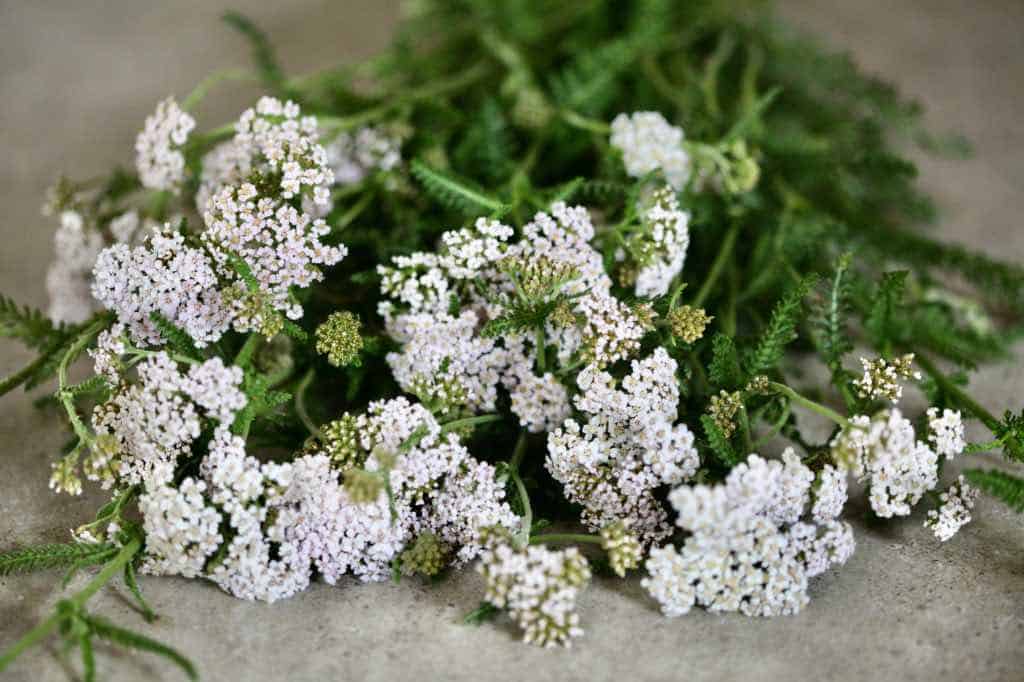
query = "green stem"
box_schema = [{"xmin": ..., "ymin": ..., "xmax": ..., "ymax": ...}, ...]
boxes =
[
  {"xmin": 529, "ymin": 533, "xmax": 602, "ymax": 546},
  {"xmin": 535, "ymin": 325, "xmax": 547, "ymax": 373},
  {"xmin": 508, "ymin": 432, "xmax": 532, "ymax": 547},
  {"xmin": 769, "ymin": 381, "xmax": 849, "ymax": 429},
  {"xmin": 439, "ymin": 413, "xmax": 503, "ymax": 434},
  {"xmin": 692, "ymin": 222, "xmax": 739, "ymax": 308},
  {"xmin": 916, "ymin": 354, "xmax": 1000, "ymax": 432},
  {"xmin": 0, "ymin": 351, "xmax": 54, "ymax": 397},
  {"xmin": 181, "ymin": 68, "xmax": 257, "ymax": 111},
  {"xmin": 0, "ymin": 538, "xmax": 141, "ymax": 673},
  {"xmin": 559, "ymin": 109, "xmax": 611, "ymax": 135},
  {"xmin": 294, "ymin": 368, "xmax": 320, "ymax": 439}
]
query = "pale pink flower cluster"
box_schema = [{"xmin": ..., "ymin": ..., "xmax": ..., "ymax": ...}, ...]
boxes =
[
  {"xmin": 135, "ymin": 97, "xmax": 195, "ymax": 193},
  {"xmin": 546, "ymin": 348, "xmax": 699, "ymax": 544}
]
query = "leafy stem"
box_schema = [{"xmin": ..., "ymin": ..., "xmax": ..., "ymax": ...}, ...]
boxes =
[{"xmin": 768, "ymin": 381, "xmax": 850, "ymax": 429}]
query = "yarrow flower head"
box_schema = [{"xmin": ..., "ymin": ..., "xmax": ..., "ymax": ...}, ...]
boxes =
[
  {"xmin": 926, "ymin": 407, "xmax": 966, "ymax": 458},
  {"xmin": 315, "ymin": 311, "xmax": 364, "ymax": 367},
  {"xmin": 477, "ymin": 528, "xmax": 592, "ymax": 648},
  {"xmin": 325, "ymin": 125, "xmax": 403, "ymax": 186},
  {"xmin": 46, "ymin": 210, "xmax": 104, "ymax": 324},
  {"xmin": 852, "ymin": 353, "xmax": 920, "ymax": 403},
  {"xmin": 600, "ymin": 521, "xmax": 643, "ymax": 577},
  {"xmin": 624, "ymin": 186, "xmax": 691, "ymax": 298},
  {"xmin": 830, "ymin": 409, "xmax": 939, "ymax": 517},
  {"xmin": 925, "ymin": 475, "xmax": 979, "ymax": 542},
  {"xmin": 92, "ymin": 225, "xmax": 231, "ymax": 348},
  {"xmin": 610, "ymin": 112, "xmax": 690, "ymax": 190},
  {"xmin": 667, "ymin": 305, "xmax": 712, "ymax": 344},
  {"xmin": 135, "ymin": 97, "xmax": 195, "ymax": 193},
  {"xmin": 642, "ymin": 450, "xmax": 854, "ymax": 618},
  {"xmin": 547, "ymin": 348, "xmax": 699, "ymax": 544}
]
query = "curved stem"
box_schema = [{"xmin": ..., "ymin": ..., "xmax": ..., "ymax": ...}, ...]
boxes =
[
  {"xmin": 439, "ymin": 413, "xmax": 503, "ymax": 434},
  {"xmin": 529, "ymin": 533, "xmax": 601, "ymax": 546},
  {"xmin": 182, "ymin": 68, "xmax": 257, "ymax": 111},
  {"xmin": 769, "ymin": 381, "xmax": 850, "ymax": 429},
  {"xmin": 559, "ymin": 109, "xmax": 611, "ymax": 135},
  {"xmin": 916, "ymin": 354, "xmax": 1000, "ymax": 432},
  {"xmin": 0, "ymin": 538, "xmax": 141, "ymax": 673},
  {"xmin": 692, "ymin": 222, "xmax": 739, "ymax": 308},
  {"xmin": 294, "ymin": 368, "xmax": 320, "ymax": 439}
]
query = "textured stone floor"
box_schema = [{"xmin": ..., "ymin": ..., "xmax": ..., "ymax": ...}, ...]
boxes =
[{"xmin": 1, "ymin": 1, "xmax": 1022, "ymax": 680}]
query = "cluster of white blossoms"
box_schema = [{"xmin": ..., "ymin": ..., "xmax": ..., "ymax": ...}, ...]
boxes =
[
  {"xmin": 135, "ymin": 97, "xmax": 195, "ymax": 193},
  {"xmin": 202, "ymin": 182, "xmax": 347, "ymax": 326},
  {"xmin": 379, "ymin": 202, "xmax": 652, "ymax": 429},
  {"xmin": 927, "ymin": 407, "xmax": 967, "ymax": 458},
  {"xmin": 92, "ymin": 226, "xmax": 231, "ymax": 348},
  {"xmin": 925, "ymin": 475, "xmax": 979, "ymax": 542},
  {"xmin": 626, "ymin": 186, "xmax": 691, "ymax": 298},
  {"xmin": 477, "ymin": 529, "xmax": 592, "ymax": 647},
  {"xmin": 326, "ymin": 126, "xmax": 403, "ymax": 186},
  {"xmin": 45, "ymin": 210, "xmax": 105, "ymax": 324},
  {"xmin": 546, "ymin": 348, "xmax": 699, "ymax": 544},
  {"xmin": 831, "ymin": 406, "xmax": 967, "ymax": 519},
  {"xmin": 643, "ymin": 450, "xmax": 855, "ymax": 618},
  {"xmin": 139, "ymin": 396, "xmax": 518, "ymax": 602},
  {"xmin": 90, "ymin": 353, "xmax": 246, "ymax": 488},
  {"xmin": 610, "ymin": 111, "xmax": 691, "ymax": 190},
  {"xmin": 851, "ymin": 354, "xmax": 920, "ymax": 403}
]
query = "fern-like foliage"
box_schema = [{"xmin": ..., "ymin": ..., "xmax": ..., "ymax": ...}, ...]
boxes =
[
  {"xmin": 0, "ymin": 542, "xmax": 117, "ymax": 576},
  {"xmin": 411, "ymin": 160, "xmax": 508, "ymax": 216},
  {"xmin": 0, "ymin": 294, "xmax": 63, "ymax": 351},
  {"xmin": 707, "ymin": 333, "xmax": 743, "ymax": 390},
  {"xmin": 150, "ymin": 311, "xmax": 200, "ymax": 359},
  {"xmin": 453, "ymin": 98, "xmax": 514, "ymax": 184},
  {"xmin": 84, "ymin": 613, "xmax": 198, "ymax": 680},
  {"xmin": 549, "ymin": 39, "xmax": 636, "ymax": 116},
  {"xmin": 701, "ymin": 414, "xmax": 738, "ymax": 467},
  {"xmin": 965, "ymin": 469, "xmax": 1024, "ymax": 512},
  {"xmin": 813, "ymin": 254, "xmax": 853, "ymax": 372},
  {"xmin": 744, "ymin": 275, "xmax": 816, "ymax": 379}
]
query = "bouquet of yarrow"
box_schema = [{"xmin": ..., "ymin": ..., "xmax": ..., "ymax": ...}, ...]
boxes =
[{"xmin": 2, "ymin": 1, "xmax": 1023, "ymax": 678}]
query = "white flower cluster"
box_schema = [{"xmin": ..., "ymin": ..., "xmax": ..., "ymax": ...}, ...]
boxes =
[
  {"xmin": 379, "ymin": 203, "xmax": 648, "ymax": 427},
  {"xmin": 830, "ymin": 409, "xmax": 946, "ymax": 517},
  {"xmin": 135, "ymin": 97, "xmax": 195, "ymax": 193},
  {"xmin": 629, "ymin": 186, "xmax": 691, "ymax": 298},
  {"xmin": 139, "ymin": 397, "xmax": 517, "ymax": 602},
  {"xmin": 643, "ymin": 450, "xmax": 854, "ymax": 618},
  {"xmin": 610, "ymin": 111, "xmax": 691, "ymax": 190},
  {"xmin": 45, "ymin": 210, "xmax": 105, "ymax": 324},
  {"xmin": 202, "ymin": 182, "xmax": 347, "ymax": 325},
  {"xmin": 927, "ymin": 407, "xmax": 966, "ymax": 458},
  {"xmin": 92, "ymin": 226, "xmax": 231, "ymax": 348},
  {"xmin": 91, "ymin": 353, "xmax": 245, "ymax": 488},
  {"xmin": 326, "ymin": 126, "xmax": 402, "ymax": 185},
  {"xmin": 478, "ymin": 531, "xmax": 592, "ymax": 647},
  {"xmin": 546, "ymin": 348, "xmax": 699, "ymax": 544},
  {"xmin": 925, "ymin": 475, "xmax": 979, "ymax": 542},
  {"xmin": 851, "ymin": 354, "xmax": 920, "ymax": 403}
]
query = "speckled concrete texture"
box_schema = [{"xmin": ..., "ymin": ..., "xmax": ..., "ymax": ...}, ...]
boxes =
[{"xmin": 1, "ymin": 1, "xmax": 1022, "ymax": 680}]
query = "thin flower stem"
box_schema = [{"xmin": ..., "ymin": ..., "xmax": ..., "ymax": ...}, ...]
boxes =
[
  {"xmin": 559, "ymin": 109, "xmax": 611, "ymax": 135},
  {"xmin": 0, "ymin": 538, "xmax": 141, "ymax": 673},
  {"xmin": 528, "ymin": 533, "xmax": 602, "ymax": 546},
  {"xmin": 181, "ymin": 68, "xmax": 257, "ymax": 111},
  {"xmin": 769, "ymin": 381, "xmax": 850, "ymax": 429},
  {"xmin": 692, "ymin": 221, "xmax": 739, "ymax": 308},
  {"xmin": 509, "ymin": 430, "xmax": 529, "ymax": 472},
  {"xmin": 511, "ymin": 468, "xmax": 532, "ymax": 547},
  {"xmin": 535, "ymin": 325, "xmax": 546, "ymax": 373},
  {"xmin": 294, "ymin": 368, "xmax": 321, "ymax": 439},
  {"xmin": 439, "ymin": 413, "xmax": 503, "ymax": 434},
  {"xmin": 916, "ymin": 353, "xmax": 1001, "ymax": 432}
]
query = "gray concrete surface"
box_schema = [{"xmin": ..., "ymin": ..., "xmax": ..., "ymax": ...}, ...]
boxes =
[{"xmin": 1, "ymin": 1, "xmax": 1022, "ymax": 680}]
